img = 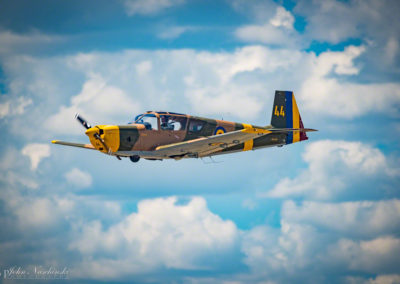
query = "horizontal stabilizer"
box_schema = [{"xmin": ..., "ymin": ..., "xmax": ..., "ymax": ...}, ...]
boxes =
[
  {"xmin": 52, "ymin": 140, "xmax": 95, "ymax": 150},
  {"xmin": 268, "ymin": 128, "xmax": 317, "ymax": 133}
]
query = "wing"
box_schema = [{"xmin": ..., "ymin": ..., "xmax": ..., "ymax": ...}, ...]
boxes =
[
  {"xmin": 52, "ymin": 140, "xmax": 95, "ymax": 150},
  {"xmin": 154, "ymin": 127, "xmax": 271, "ymax": 158}
]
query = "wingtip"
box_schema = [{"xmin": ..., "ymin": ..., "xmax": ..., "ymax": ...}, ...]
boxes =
[{"xmin": 51, "ymin": 140, "xmax": 58, "ymax": 144}]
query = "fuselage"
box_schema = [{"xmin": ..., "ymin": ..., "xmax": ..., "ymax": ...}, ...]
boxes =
[{"xmin": 84, "ymin": 111, "xmax": 294, "ymax": 160}]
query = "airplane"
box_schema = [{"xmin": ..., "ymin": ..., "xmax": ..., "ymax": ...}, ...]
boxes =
[{"xmin": 52, "ymin": 91, "xmax": 317, "ymax": 163}]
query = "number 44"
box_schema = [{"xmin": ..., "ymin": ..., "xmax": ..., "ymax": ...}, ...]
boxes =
[{"xmin": 274, "ymin": 105, "xmax": 285, "ymax": 117}]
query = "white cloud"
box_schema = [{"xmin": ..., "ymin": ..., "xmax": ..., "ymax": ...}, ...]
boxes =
[
  {"xmin": 327, "ymin": 237, "xmax": 400, "ymax": 273},
  {"xmin": 265, "ymin": 140, "xmax": 398, "ymax": 200},
  {"xmin": 384, "ymin": 37, "xmax": 399, "ymax": 65},
  {"xmin": 3, "ymin": 188, "xmax": 75, "ymax": 228},
  {"xmin": 269, "ymin": 7, "xmax": 295, "ymax": 29},
  {"xmin": 235, "ymin": 6, "xmax": 299, "ymax": 47},
  {"xmin": 367, "ymin": 274, "xmax": 400, "ymax": 284},
  {"xmin": 295, "ymin": 0, "xmax": 358, "ymax": 44},
  {"xmin": 58, "ymin": 46, "xmax": 302, "ymax": 121},
  {"xmin": 292, "ymin": 0, "xmax": 400, "ymax": 76},
  {"xmin": 229, "ymin": 0, "xmax": 278, "ymax": 23},
  {"xmin": 187, "ymin": 85, "xmax": 263, "ymax": 120},
  {"xmin": 65, "ymin": 168, "xmax": 92, "ymax": 188},
  {"xmin": 2, "ymin": 171, "xmax": 38, "ymax": 189},
  {"xmin": 282, "ymin": 199, "xmax": 400, "ymax": 238},
  {"xmin": 15, "ymin": 198, "xmax": 61, "ymax": 227},
  {"xmin": 0, "ymin": 30, "xmax": 61, "ymax": 56},
  {"xmin": 241, "ymin": 225, "xmax": 282, "ymax": 273},
  {"xmin": 0, "ymin": 102, "xmax": 10, "ymax": 118},
  {"xmin": 4, "ymin": 45, "xmax": 400, "ymax": 138},
  {"xmin": 0, "ymin": 97, "xmax": 32, "ymax": 118},
  {"xmin": 21, "ymin": 143, "xmax": 51, "ymax": 170},
  {"xmin": 135, "ymin": 60, "xmax": 152, "ymax": 76},
  {"xmin": 242, "ymin": 199, "xmax": 400, "ymax": 281},
  {"xmin": 70, "ymin": 196, "xmax": 238, "ymax": 278},
  {"xmin": 299, "ymin": 45, "xmax": 400, "ymax": 118},
  {"xmin": 124, "ymin": 0, "xmax": 185, "ymax": 16},
  {"xmin": 295, "ymin": 0, "xmax": 400, "ymax": 45},
  {"xmin": 46, "ymin": 74, "xmax": 141, "ymax": 134},
  {"xmin": 183, "ymin": 45, "xmax": 304, "ymax": 119},
  {"xmin": 157, "ymin": 25, "xmax": 194, "ymax": 40}
]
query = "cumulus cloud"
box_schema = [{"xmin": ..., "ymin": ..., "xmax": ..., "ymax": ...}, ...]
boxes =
[
  {"xmin": 295, "ymin": 0, "xmax": 400, "ymax": 45},
  {"xmin": 0, "ymin": 30, "xmax": 61, "ymax": 56},
  {"xmin": 384, "ymin": 37, "xmax": 399, "ymax": 65},
  {"xmin": 241, "ymin": 199, "xmax": 400, "ymax": 282},
  {"xmin": 14, "ymin": 197, "xmax": 71, "ymax": 228},
  {"xmin": 229, "ymin": 0, "xmax": 278, "ymax": 23},
  {"xmin": 293, "ymin": 0, "xmax": 400, "ymax": 76},
  {"xmin": 51, "ymin": 46, "xmax": 303, "ymax": 122},
  {"xmin": 21, "ymin": 143, "xmax": 51, "ymax": 170},
  {"xmin": 235, "ymin": 6, "xmax": 299, "ymax": 47},
  {"xmin": 265, "ymin": 140, "xmax": 399, "ymax": 200},
  {"xmin": 0, "ymin": 97, "xmax": 32, "ymax": 118},
  {"xmin": 269, "ymin": 7, "xmax": 295, "ymax": 29},
  {"xmin": 328, "ymin": 237, "xmax": 400, "ymax": 274},
  {"xmin": 282, "ymin": 199, "xmax": 400, "ymax": 238},
  {"xmin": 299, "ymin": 45, "xmax": 400, "ymax": 118},
  {"xmin": 367, "ymin": 274, "xmax": 400, "ymax": 284},
  {"xmin": 3, "ymin": 45, "xmax": 400, "ymax": 140},
  {"xmin": 70, "ymin": 196, "xmax": 238, "ymax": 278},
  {"xmin": 65, "ymin": 168, "xmax": 92, "ymax": 189},
  {"xmin": 124, "ymin": 0, "xmax": 185, "ymax": 16},
  {"xmin": 46, "ymin": 74, "xmax": 140, "ymax": 134}
]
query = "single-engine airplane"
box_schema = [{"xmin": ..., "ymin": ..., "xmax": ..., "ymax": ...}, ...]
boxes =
[{"xmin": 52, "ymin": 91, "xmax": 317, "ymax": 163}]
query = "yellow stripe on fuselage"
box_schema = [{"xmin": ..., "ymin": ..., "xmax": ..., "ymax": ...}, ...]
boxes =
[
  {"xmin": 242, "ymin": 123, "xmax": 254, "ymax": 151},
  {"xmin": 243, "ymin": 139, "xmax": 254, "ymax": 151},
  {"xmin": 292, "ymin": 94, "xmax": 300, "ymax": 143},
  {"xmin": 103, "ymin": 125, "xmax": 120, "ymax": 152}
]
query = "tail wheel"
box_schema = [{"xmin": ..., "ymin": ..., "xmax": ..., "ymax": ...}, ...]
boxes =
[{"xmin": 129, "ymin": 155, "xmax": 140, "ymax": 163}]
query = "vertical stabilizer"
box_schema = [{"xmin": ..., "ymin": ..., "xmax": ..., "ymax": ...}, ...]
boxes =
[{"xmin": 271, "ymin": 90, "xmax": 308, "ymax": 144}]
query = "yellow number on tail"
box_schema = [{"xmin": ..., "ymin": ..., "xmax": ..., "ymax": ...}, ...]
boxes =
[
  {"xmin": 274, "ymin": 106, "xmax": 280, "ymax": 116},
  {"xmin": 275, "ymin": 105, "xmax": 285, "ymax": 117}
]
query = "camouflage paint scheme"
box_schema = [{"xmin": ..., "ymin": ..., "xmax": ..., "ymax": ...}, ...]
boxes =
[{"xmin": 52, "ymin": 91, "xmax": 316, "ymax": 162}]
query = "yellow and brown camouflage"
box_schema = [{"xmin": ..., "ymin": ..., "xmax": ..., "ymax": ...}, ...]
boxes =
[{"xmin": 52, "ymin": 91, "xmax": 317, "ymax": 162}]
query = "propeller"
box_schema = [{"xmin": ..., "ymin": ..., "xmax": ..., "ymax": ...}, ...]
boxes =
[
  {"xmin": 75, "ymin": 113, "xmax": 92, "ymax": 129},
  {"xmin": 75, "ymin": 113, "xmax": 110, "ymax": 153}
]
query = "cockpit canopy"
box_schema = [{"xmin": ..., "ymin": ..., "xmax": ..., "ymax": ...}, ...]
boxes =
[{"xmin": 131, "ymin": 111, "xmax": 188, "ymax": 131}]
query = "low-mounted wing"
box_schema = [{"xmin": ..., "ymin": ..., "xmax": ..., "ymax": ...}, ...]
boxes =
[
  {"xmin": 52, "ymin": 140, "xmax": 95, "ymax": 150},
  {"xmin": 154, "ymin": 127, "xmax": 271, "ymax": 158}
]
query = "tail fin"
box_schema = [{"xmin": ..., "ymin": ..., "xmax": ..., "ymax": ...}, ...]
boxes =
[{"xmin": 271, "ymin": 90, "xmax": 308, "ymax": 144}]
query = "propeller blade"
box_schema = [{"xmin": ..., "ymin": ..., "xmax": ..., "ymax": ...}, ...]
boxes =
[
  {"xmin": 78, "ymin": 114, "xmax": 113, "ymax": 155},
  {"xmin": 93, "ymin": 132, "xmax": 110, "ymax": 153},
  {"xmin": 75, "ymin": 113, "xmax": 92, "ymax": 129}
]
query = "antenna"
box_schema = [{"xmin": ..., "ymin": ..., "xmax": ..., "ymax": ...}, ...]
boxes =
[{"xmin": 201, "ymin": 156, "xmax": 223, "ymax": 164}]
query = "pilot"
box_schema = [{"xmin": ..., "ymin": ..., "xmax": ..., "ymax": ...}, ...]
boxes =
[
  {"xmin": 161, "ymin": 116, "xmax": 172, "ymax": 130},
  {"xmin": 161, "ymin": 116, "xmax": 167, "ymax": 129}
]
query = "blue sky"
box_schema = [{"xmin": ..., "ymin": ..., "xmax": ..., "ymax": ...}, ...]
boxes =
[{"xmin": 0, "ymin": 0, "xmax": 400, "ymax": 283}]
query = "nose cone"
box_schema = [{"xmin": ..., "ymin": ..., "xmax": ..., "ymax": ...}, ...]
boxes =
[
  {"xmin": 85, "ymin": 127, "xmax": 98, "ymax": 137},
  {"xmin": 85, "ymin": 125, "xmax": 120, "ymax": 153}
]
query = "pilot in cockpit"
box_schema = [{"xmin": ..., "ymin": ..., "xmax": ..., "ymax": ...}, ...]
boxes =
[{"xmin": 161, "ymin": 116, "xmax": 174, "ymax": 130}]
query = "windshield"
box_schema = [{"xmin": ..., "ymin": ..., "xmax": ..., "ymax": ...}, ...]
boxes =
[{"xmin": 133, "ymin": 114, "xmax": 158, "ymax": 130}]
